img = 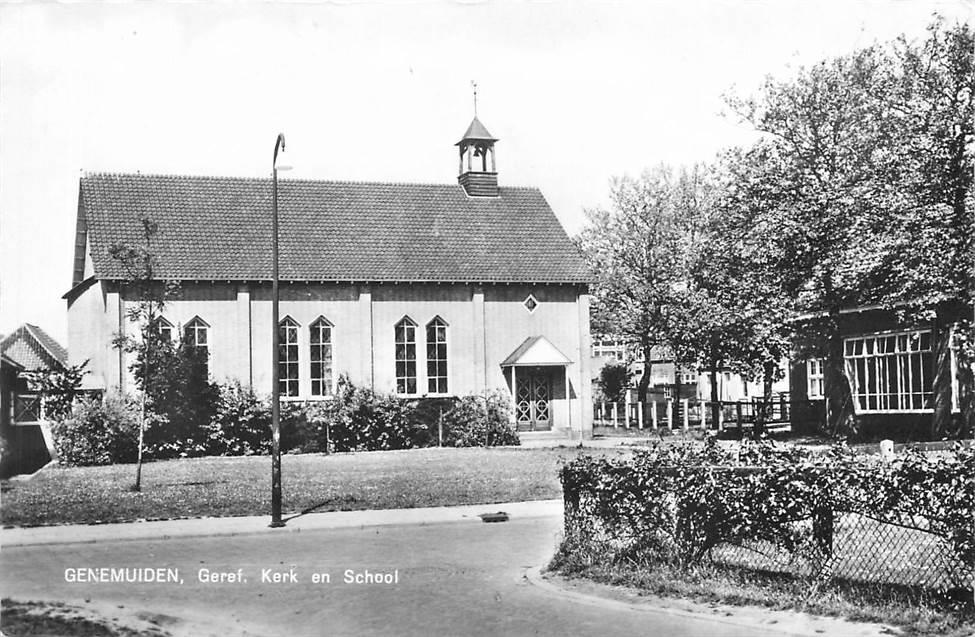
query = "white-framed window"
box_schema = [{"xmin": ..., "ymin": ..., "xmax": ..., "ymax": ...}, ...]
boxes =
[
  {"xmin": 426, "ymin": 317, "xmax": 448, "ymax": 394},
  {"xmin": 844, "ymin": 330, "xmax": 933, "ymax": 413},
  {"xmin": 395, "ymin": 317, "xmax": 418, "ymax": 395},
  {"xmin": 592, "ymin": 339, "xmax": 626, "ymax": 361},
  {"xmin": 310, "ymin": 317, "xmax": 334, "ymax": 397},
  {"xmin": 184, "ymin": 316, "xmax": 209, "ymax": 375},
  {"xmin": 806, "ymin": 359, "xmax": 824, "ymax": 399},
  {"xmin": 154, "ymin": 316, "xmax": 174, "ymax": 342},
  {"xmin": 679, "ymin": 369, "xmax": 698, "ymax": 385},
  {"xmin": 278, "ymin": 317, "xmax": 300, "ymax": 397}
]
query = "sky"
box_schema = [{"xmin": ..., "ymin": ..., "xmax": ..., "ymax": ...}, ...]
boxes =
[{"xmin": 1, "ymin": 0, "xmax": 972, "ymax": 345}]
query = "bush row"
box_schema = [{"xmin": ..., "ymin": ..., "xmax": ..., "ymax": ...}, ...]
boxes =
[
  {"xmin": 556, "ymin": 439, "xmax": 975, "ymax": 592},
  {"xmin": 52, "ymin": 376, "xmax": 519, "ymax": 466}
]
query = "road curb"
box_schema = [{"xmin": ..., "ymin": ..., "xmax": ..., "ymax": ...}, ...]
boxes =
[
  {"xmin": 2, "ymin": 499, "xmax": 564, "ymax": 548},
  {"xmin": 523, "ymin": 567, "xmax": 899, "ymax": 637}
]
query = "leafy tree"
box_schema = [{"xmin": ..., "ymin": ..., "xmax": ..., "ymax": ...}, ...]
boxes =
[
  {"xmin": 23, "ymin": 360, "xmax": 89, "ymax": 423},
  {"xmin": 109, "ymin": 216, "xmax": 180, "ymax": 489},
  {"xmin": 578, "ymin": 165, "xmax": 708, "ymax": 401},
  {"xmin": 726, "ymin": 19, "xmax": 973, "ymax": 438}
]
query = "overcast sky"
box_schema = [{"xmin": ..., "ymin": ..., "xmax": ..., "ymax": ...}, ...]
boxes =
[{"xmin": 1, "ymin": 0, "xmax": 971, "ymax": 344}]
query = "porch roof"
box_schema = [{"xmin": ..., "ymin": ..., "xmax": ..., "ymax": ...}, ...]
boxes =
[{"xmin": 500, "ymin": 336, "xmax": 572, "ymax": 367}]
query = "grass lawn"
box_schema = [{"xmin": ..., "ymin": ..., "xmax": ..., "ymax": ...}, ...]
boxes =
[{"xmin": 1, "ymin": 446, "xmax": 629, "ymax": 528}]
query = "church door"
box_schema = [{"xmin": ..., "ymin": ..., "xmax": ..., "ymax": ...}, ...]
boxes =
[{"xmin": 515, "ymin": 367, "xmax": 552, "ymax": 432}]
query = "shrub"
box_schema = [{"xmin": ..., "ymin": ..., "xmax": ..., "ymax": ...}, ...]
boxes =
[
  {"xmin": 327, "ymin": 376, "xmax": 426, "ymax": 452},
  {"xmin": 207, "ymin": 382, "xmax": 272, "ymax": 456},
  {"xmin": 597, "ymin": 361, "xmax": 631, "ymax": 403},
  {"xmin": 441, "ymin": 390, "xmax": 519, "ymax": 447},
  {"xmin": 52, "ymin": 395, "xmax": 140, "ymax": 466}
]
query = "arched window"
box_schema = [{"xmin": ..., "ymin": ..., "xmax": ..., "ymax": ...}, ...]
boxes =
[
  {"xmin": 426, "ymin": 317, "xmax": 448, "ymax": 394},
  {"xmin": 154, "ymin": 316, "xmax": 174, "ymax": 342},
  {"xmin": 184, "ymin": 317, "xmax": 210, "ymax": 376},
  {"xmin": 310, "ymin": 317, "xmax": 333, "ymax": 397},
  {"xmin": 279, "ymin": 317, "xmax": 300, "ymax": 397},
  {"xmin": 395, "ymin": 317, "xmax": 417, "ymax": 395}
]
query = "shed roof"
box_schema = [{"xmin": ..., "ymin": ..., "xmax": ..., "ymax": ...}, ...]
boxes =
[{"xmin": 0, "ymin": 324, "xmax": 67, "ymax": 371}]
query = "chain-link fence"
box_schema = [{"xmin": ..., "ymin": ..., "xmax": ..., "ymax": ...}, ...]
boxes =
[{"xmin": 712, "ymin": 509, "xmax": 971, "ymax": 590}]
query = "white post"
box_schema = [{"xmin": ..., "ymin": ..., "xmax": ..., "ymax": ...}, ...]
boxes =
[
  {"xmin": 880, "ymin": 439, "xmax": 895, "ymax": 462},
  {"xmin": 511, "ymin": 366, "xmax": 518, "ymax": 424},
  {"xmin": 718, "ymin": 403, "xmax": 724, "ymax": 432},
  {"xmin": 651, "ymin": 401, "xmax": 658, "ymax": 430},
  {"xmin": 612, "ymin": 402, "xmax": 618, "ymax": 428},
  {"xmin": 682, "ymin": 398, "xmax": 689, "ymax": 431},
  {"xmin": 637, "ymin": 402, "xmax": 644, "ymax": 429},
  {"xmin": 667, "ymin": 399, "xmax": 673, "ymax": 430}
]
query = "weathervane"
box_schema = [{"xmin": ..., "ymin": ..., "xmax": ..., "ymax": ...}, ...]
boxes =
[{"xmin": 472, "ymin": 80, "xmax": 478, "ymax": 117}]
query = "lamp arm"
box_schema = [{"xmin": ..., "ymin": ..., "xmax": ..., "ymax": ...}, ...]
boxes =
[{"xmin": 273, "ymin": 133, "xmax": 287, "ymax": 168}]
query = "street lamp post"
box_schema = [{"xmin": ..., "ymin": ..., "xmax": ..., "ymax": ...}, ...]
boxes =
[{"xmin": 270, "ymin": 133, "xmax": 287, "ymax": 528}]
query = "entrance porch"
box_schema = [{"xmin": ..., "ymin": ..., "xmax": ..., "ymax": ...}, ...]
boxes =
[{"xmin": 500, "ymin": 336, "xmax": 573, "ymax": 433}]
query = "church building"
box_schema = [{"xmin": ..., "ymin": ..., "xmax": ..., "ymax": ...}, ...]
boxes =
[{"xmin": 64, "ymin": 116, "xmax": 594, "ymax": 439}]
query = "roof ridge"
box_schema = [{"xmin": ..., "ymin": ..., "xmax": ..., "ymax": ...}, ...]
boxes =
[{"xmin": 80, "ymin": 172, "xmax": 541, "ymax": 191}]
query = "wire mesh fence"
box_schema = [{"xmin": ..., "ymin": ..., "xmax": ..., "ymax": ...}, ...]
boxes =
[{"xmin": 711, "ymin": 510, "xmax": 972, "ymax": 590}]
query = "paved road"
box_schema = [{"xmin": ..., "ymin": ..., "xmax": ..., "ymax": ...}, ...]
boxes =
[{"xmin": 0, "ymin": 515, "xmax": 782, "ymax": 637}]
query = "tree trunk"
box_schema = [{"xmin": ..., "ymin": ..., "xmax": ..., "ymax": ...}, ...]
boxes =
[
  {"xmin": 930, "ymin": 305, "xmax": 955, "ymax": 439},
  {"xmin": 637, "ymin": 344, "xmax": 653, "ymax": 403},
  {"xmin": 709, "ymin": 357, "xmax": 720, "ymax": 429},
  {"xmin": 754, "ymin": 359, "xmax": 776, "ymax": 439},
  {"xmin": 823, "ymin": 310, "xmax": 855, "ymax": 438}
]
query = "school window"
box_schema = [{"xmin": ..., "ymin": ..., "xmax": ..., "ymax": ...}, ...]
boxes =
[
  {"xmin": 395, "ymin": 317, "xmax": 417, "ymax": 395},
  {"xmin": 680, "ymin": 369, "xmax": 698, "ymax": 385},
  {"xmin": 310, "ymin": 317, "xmax": 333, "ymax": 397},
  {"xmin": 806, "ymin": 359, "xmax": 824, "ymax": 398},
  {"xmin": 184, "ymin": 317, "xmax": 209, "ymax": 376},
  {"xmin": 278, "ymin": 317, "xmax": 300, "ymax": 397},
  {"xmin": 844, "ymin": 330, "xmax": 933, "ymax": 412},
  {"xmin": 426, "ymin": 317, "xmax": 448, "ymax": 394}
]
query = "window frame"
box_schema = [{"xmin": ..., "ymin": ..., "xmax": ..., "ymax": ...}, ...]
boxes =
[
  {"xmin": 844, "ymin": 329, "xmax": 934, "ymax": 414},
  {"xmin": 395, "ymin": 317, "xmax": 418, "ymax": 396},
  {"xmin": 183, "ymin": 316, "xmax": 210, "ymax": 376},
  {"xmin": 277, "ymin": 316, "xmax": 300, "ymax": 398},
  {"xmin": 309, "ymin": 316, "xmax": 334, "ymax": 398},
  {"xmin": 806, "ymin": 359, "xmax": 824, "ymax": 399},
  {"xmin": 425, "ymin": 316, "xmax": 449, "ymax": 395}
]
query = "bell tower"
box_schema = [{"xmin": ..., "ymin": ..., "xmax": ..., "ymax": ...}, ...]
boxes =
[{"xmin": 456, "ymin": 83, "xmax": 499, "ymax": 197}]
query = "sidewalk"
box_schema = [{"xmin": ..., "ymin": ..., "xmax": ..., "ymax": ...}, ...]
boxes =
[{"xmin": 1, "ymin": 498, "xmax": 563, "ymax": 548}]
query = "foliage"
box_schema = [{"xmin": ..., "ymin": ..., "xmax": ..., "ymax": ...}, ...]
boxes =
[
  {"xmin": 207, "ymin": 381, "xmax": 271, "ymax": 456},
  {"xmin": 22, "ymin": 361, "xmax": 90, "ymax": 423},
  {"xmin": 578, "ymin": 165, "xmax": 713, "ymax": 400},
  {"xmin": 440, "ymin": 390, "xmax": 519, "ymax": 447},
  {"xmin": 559, "ymin": 440, "xmax": 975, "ymax": 593},
  {"xmin": 52, "ymin": 395, "xmax": 140, "ymax": 466},
  {"xmin": 596, "ymin": 361, "xmax": 632, "ymax": 403},
  {"xmin": 135, "ymin": 337, "xmax": 221, "ymax": 459},
  {"xmin": 325, "ymin": 376, "xmax": 427, "ymax": 452}
]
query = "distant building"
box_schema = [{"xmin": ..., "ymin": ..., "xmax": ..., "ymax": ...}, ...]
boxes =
[
  {"xmin": 0, "ymin": 324, "xmax": 65, "ymax": 477},
  {"xmin": 65, "ymin": 115, "xmax": 594, "ymax": 439}
]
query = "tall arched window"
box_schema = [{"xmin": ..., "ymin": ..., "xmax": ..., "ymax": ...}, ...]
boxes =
[
  {"xmin": 395, "ymin": 317, "xmax": 417, "ymax": 395},
  {"xmin": 184, "ymin": 317, "xmax": 209, "ymax": 376},
  {"xmin": 426, "ymin": 317, "xmax": 448, "ymax": 394},
  {"xmin": 310, "ymin": 317, "xmax": 333, "ymax": 397},
  {"xmin": 279, "ymin": 317, "xmax": 300, "ymax": 397}
]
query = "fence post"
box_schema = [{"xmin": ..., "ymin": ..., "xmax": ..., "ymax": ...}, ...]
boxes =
[
  {"xmin": 717, "ymin": 403, "xmax": 724, "ymax": 432},
  {"xmin": 736, "ymin": 403, "xmax": 743, "ymax": 439},
  {"xmin": 637, "ymin": 402, "xmax": 644, "ymax": 429},
  {"xmin": 624, "ymin": 394, "xmax": 630, "ymax": 429},
  {"xmin": 612, "ymin": 402, "xmax": 618, "ymax": 428},
  {"xmin": 651, "ymin": 401, "xmax": 658, "ymax": 430},
  {"xmin": 681, "ymin": 399, "xmax": 689, "ymax": 431},
  {"xmin": 438, "ymin": 408, "xmax": 443, "ymax": 447},
  {"xmin": 666, "ymin": 399, "xmax": 673, "ymax": 430}
]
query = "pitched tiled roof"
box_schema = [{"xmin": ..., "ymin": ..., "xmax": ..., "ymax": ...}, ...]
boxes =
[
  {"xmin": 0, "ymin": 324, "xmax": 67, "ymax": 371},
  {"xmin": 79, "ymin": 174, "xmax": 589, "ymax": 284}
]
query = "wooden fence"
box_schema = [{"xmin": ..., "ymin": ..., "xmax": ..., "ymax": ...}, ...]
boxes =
[{"xmin": 593, "ymin": 397, "xmax": 825, "ymax": 434}]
